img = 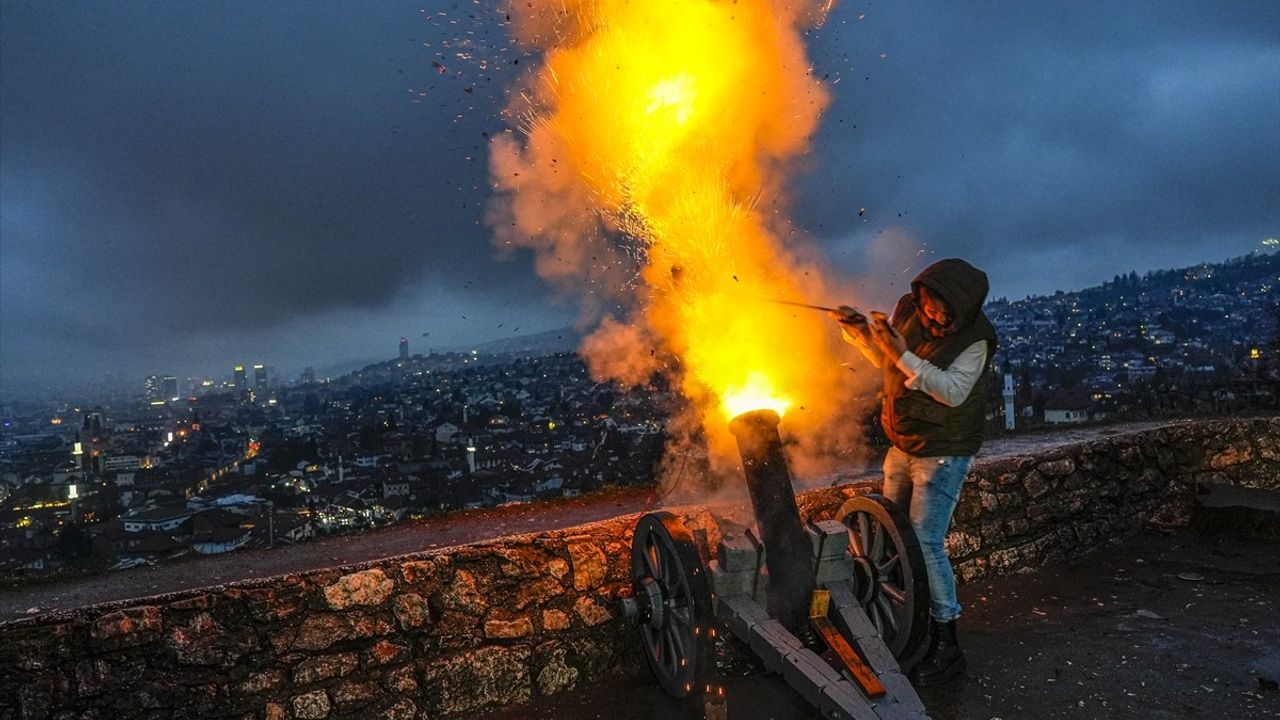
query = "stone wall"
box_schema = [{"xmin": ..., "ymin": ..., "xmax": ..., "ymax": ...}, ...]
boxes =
[{"xmin": 1, "ymin": 417, "xmax": 1275, "ymax": 720}]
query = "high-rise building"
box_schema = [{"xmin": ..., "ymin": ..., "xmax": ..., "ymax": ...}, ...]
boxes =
[
  {"xmin": 234, "ymin": 365, "xmax": 247, "ymax": 392},
  {"xmin": 253, "ymin": 364, "xmax": 267, "ymax": 391},
  {"xmin": 144, "ymin": 375, "xmax": 162, "ymax": 401},
  {"xmin": 162, "ymin": 375, "xmax": 179, "ymax": 401},
  {"xmin": 399, "ymin": 337, "xmax": 409, "ymax": 361},
  {"xmin": 300, "ymin": 366, "xmax": 316, "ymax": 384}
]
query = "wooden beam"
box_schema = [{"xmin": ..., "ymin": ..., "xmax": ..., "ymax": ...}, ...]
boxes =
[{"xmin": 810, "ymin": 590, "xmax": 886, "ymax": 699}]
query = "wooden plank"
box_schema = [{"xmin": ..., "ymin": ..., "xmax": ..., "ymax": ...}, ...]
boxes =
[
  {"xmin": 810, "ymin": 589, "xmax": 886, "ymax": 699},
  {"xmin": 811, "ymin": 617, "xmax": 887, "ymax": 699}
]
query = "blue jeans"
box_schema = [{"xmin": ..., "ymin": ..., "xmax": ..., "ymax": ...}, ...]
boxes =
[{"xmin": 882, "ymin": 446, "xmax": 972, "ymax": 622}]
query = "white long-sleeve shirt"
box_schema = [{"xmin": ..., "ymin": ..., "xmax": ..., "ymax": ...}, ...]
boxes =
[{"xmin": 844, "ymin": 329, "xmax": 988, "ymax": 407}]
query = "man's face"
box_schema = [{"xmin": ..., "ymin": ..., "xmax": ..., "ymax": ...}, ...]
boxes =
[{"xmin": 918, "ymin": 287, "xmax": 954, "ymax": 336}]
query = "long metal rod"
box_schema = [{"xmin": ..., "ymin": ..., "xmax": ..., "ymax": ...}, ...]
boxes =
[{"xmin": 762, "ymin": 298, "xmax": 865, "ymax": 322}]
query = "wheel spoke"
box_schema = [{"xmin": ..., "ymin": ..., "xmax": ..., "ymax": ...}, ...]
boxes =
[
  {"xmin": 870, "ymin": 520, "xmax": 884, "ymax": 560},
  {"xmin": 880, "ymin": 581, "xmax": 906, "ymax": 606},
  {"xmin": 857, "ymin": 513, "xmax": 872, "ymax": 556},
  {"xmin": 877, "ymin": 553, "xmax": 900, "ymax": 575},
  {"xmin": 874, "ymin": 593, "xmax": 894, "ymax": 626},
  {"xmin": 670, "ymin": 605, "xmax": 693, "ymax": 628},
  {"xmin": 643, "ymin": 543, "xmax": 660, "ymax": 579}
]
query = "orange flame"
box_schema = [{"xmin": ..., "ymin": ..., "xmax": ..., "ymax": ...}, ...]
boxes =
[{"xmin": 495, "ymin": 0, "xmax": 848, "ymax": 453}]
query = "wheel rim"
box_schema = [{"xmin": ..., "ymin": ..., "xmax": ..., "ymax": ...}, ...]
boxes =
[
  {"xmin": 838, "ymin": 494, "xmax": 930, "ymax": 661},
  {"xmin": 629, "ymin": 512, "xmax": 712, "ymax": 698}
]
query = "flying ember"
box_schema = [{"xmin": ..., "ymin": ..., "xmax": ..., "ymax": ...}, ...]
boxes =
[{"xmin": 493, "ymin": 0, "xmax": 855, "ymax": 459}]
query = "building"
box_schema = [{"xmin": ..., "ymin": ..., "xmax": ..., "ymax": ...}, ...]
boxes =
[
  {"xmin": 162, "ymin": 375, "xmax": 179, "ymax": 401},
  {"xmin": 1044, "ymin": 393, "xmax": 1091, "ymax": 425},
  {"xmin": 233, "ymin": 365, "xmax": 247, "ymax": 393},
  {"xmin": 253, "ymin": 364, "xmax": 267, "ymax": 392},
  {"xmin": 399, "ymin": 337, "xmax": 409, "ymax": 362},
  {"xmin": 144, "ymin": 375, "xmax": 162, "ymax": 401}
]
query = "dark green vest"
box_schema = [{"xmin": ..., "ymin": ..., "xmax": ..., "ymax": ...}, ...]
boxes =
[{"xmin": 881, "ymin": 293, "xmax": 997, "ymax": 457}]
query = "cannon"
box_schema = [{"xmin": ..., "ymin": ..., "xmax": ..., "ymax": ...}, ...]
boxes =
[{"xmin": 621, "ymin": 410, "xmax": 933, "ymax": 719}]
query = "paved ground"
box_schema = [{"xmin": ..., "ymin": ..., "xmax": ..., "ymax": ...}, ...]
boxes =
[{"xmin": 471, "ymin": 530, "xmax": 1280, "ymax": 720}]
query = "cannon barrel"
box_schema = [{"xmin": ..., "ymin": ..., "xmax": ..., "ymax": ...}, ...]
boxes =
[{"xmin": 727, "ymin": 409, "xmax": 814, "ymax": 634}]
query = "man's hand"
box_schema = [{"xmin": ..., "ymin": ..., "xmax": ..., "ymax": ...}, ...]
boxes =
[
  {"xmin": 870, "ymin": 314, "xmax": 907, "ymax": 361},
  {"xmin": 829, "ymin": 305, "xmax": 872, "ymax": 346}
]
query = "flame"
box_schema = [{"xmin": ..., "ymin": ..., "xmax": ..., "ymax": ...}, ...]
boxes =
[{"xmin": 495, "ymin": 0, "xmax": 847, "ymax": 450}]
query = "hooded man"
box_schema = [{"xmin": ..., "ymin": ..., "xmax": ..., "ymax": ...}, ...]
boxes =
[{"xmin": 832, "ymin": 258, "xmax": 998, "ymax": 686}]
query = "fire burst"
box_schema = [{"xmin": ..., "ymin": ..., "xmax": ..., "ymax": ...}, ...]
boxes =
[{"xmin": 492, "ymin": 0, "xmax": 853, "ymax": 457}]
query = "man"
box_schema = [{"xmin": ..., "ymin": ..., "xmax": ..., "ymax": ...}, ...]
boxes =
[{"xmin": 831, "ymin": 258, "xmax": 998, "ymax": 686}]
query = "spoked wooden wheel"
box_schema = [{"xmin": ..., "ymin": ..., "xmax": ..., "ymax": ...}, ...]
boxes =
[
  {"xmin": 838, "ymin": 494, "xmax": 931, "ymax": 661},
  {"xmin": 624, "ymin": 512, "xmax": 714, "ymax": 698}
]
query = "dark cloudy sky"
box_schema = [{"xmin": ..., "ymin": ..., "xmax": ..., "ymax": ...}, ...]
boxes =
[{"xmin": 2, "ymin": 1, "xmax": 1277, "ymax": 395}]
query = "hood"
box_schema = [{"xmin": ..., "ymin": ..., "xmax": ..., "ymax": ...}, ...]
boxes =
[{"xmin": 911, "ymin": 258, "xmax": 989, "ymax": 330}]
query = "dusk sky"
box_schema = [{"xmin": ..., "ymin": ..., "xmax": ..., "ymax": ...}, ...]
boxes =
[{"xmin": 2, "ymin": 1, "xmax": 1277, "ymax": 395}]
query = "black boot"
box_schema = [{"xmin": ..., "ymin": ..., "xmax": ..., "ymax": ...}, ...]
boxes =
[{"xmin": 911, "ymin": 619, "xmax": 966, "ymax": 686}]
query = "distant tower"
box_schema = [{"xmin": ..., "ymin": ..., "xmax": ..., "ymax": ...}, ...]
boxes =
[
  {"xmin": 399, "ymin": 337, "xmax": 409, "ymax": 361},
  {"xmin": 233, "ymin": 365, "xmax": 247, "ymax": 392},
  {"xmin": 162, "ymin": 375, "xmax": 179, "ymax": 401},
  {"xmin": 253, "ymin": 364, "xmax": 267, "ymax": 392},
  {"xmin": 1003, "ymin": 373, "xmax": 1016, "ymax": 431},
  {"xmin": 300, "ymin": 366, "xmax": 316, "ymax": 384},
  {"xmin": 144, "ymin": 375, "xmax": 162, "ymax": 401}
]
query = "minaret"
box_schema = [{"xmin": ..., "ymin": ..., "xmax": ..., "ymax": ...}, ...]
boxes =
[{"xmin": 1003, "ymin": 373, "xmax": 1016, "ymax": 431}]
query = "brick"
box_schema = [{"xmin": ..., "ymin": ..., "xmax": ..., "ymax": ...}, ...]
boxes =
[
  {"xmin": 819, "ymin": 681, "xmax": 881, "ymax": 720},
  {"xmin": 708, "ymin": 560, "xmax": 755, "ymax": 598},
  {"xmin": 716, "ymin": 534, "xmax": 760, "ymax": 573},
  {"xmin": 856, "ymin": 637, "xmax": 900, "ymax": 676},
  {"xmin": 809, "ymin": 521, "xmax": 851, "ymax": 558},
  {"xmin": 871, "ymin": 699, "xmax": 927, "ymax": 720},
  {"xmin": 716, "ymin": 595, "xmax": 768, "ymax": 642},
  {"xmin": 876, "ymin": 672, "xmax": 926, "ymax": 714},
  {"xmin": 781, "ymin": 648, "xmax": 842, "ymax": 708},
  {"xmin": 825, "ymin": 583, "xmax": 880, "ymax": 642},
  {"xmin": 748, "ymin": 619, "xmax": 802, "ymax": 674},
  {"xmin": 814, "ymin": 556, "xmax": 855, "ymax": 584}
]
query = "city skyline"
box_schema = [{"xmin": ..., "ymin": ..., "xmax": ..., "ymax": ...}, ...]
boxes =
[{"xmin": 2, "ymin": 1, "xmax": 1277, "ymax": 393}]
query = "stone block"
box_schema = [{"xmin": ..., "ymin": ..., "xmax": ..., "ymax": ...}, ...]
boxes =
[
  {"xmin": 293, "ymin": 652, "xmax": 358, "ymax": 684},
  {"xmin": 855, "ymin": 635, "xmax": 900, "ymax": 676},
  {"xmin": 748, "ymin": 619, "xmax": 802, "ymax": 674},
  {"xmin": 717, "ymin": 534, "xmax": 760, "ymax": 573},
  {"xmin": 819, "ymin": 681, "xmax": 881, "ymax": 720},
  {"xmin": 423, "ymin": 645, "xmax": 532, "ymax": 715},
  {"xmin": 324, "ymin": 568, "xmax": 394, "ymax": 609},
  {"xmin": 572, "ymin": 596, "xmax": 612, "ymax": 626},
  {"xmin": 717, "ymin": 595, "xmax": 768, "ymax": 642},
  {"xmin": 484, "ymin": 617, "xmax": 534, "ymax": 639},
  {"xmin": 780, "ymin": 648, "xmax": 842, "ymax": 708},
  {"xmin": 90, "ymin": 606, "xmax": 162, "ymax": 648},
  {"xmin": 814, "ymin": 556, "xmax": 855, "ymax": 585},
  {"xmin": 1023, "ymin": 470, "xmax": 1052, "ymax": 499},
  {"xmin": 1038, "ymin": 457, "xmax": 1075, "ymax": 477},
  {"xmin": 291, "ymin": 690, "xmax": 330, "ymax": 719},
  {"xmin": 364, "ymin": 639, "xmax": 411, "ymax": 667},
  {"xmin": 568, "ymin": 543, "xmax": 607, "ymax": 591},
  {"xmin": 542, "ymin": 609, "xmax": 570, "ymax": 631},
  {"xmin": 439, "ymin": 569, "xmax": 488, "ymax": 615},
  {"xmin": 708, "ymin": 559, "xmax": 756, "ymax": 598},
  {"xmin": 877, "ymin": 671, "xmax": 925, "ymax": 714},
  {"xmin": 870, "ymin": 699, "xmax": 927, "ymax": 720},
  {"xmin": 825, "ymin": 583, "xmax": 878, "ymax": 643},
  {"xmin": 808, "ymin": 521, "xmax": 851, "ymax": 559},
  {"xmin": 392, "ymin": 592, "xmax": 430, "ymax": 630}
]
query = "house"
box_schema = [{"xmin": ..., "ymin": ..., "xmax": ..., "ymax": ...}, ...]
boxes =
[
  {"xmin": 122, "ymin": 506, "xmax": 195, "ymax": 533},
  {"xmin": 192, "ymin": 526, "xmax": 252, "ymax": 554},
  {"xmin": 1044, "ymin": 393, "xmax": 1091, "ymax": 425}
]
